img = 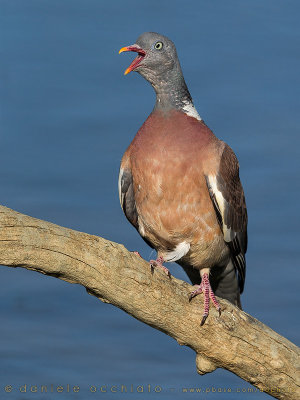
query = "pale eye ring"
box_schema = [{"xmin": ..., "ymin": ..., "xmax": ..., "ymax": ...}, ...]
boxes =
[{"xmin": 154, "ymin": 41, "xmax": 163, "ymax": 50}]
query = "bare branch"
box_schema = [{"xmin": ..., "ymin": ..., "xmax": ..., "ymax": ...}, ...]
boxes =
[{"xmin": 0, "ymin": 205, "xmax": 299, "ymax": 399}]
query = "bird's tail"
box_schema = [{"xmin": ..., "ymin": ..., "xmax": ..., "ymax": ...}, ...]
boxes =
[{"xmin": 210, "ymin": 260, "xmax": 242, "ymax": 309}]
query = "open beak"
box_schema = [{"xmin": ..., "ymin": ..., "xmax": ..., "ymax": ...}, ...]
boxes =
[{"xmin": 119, "ymin": 45, "xmax": 146, "ymax": 75}]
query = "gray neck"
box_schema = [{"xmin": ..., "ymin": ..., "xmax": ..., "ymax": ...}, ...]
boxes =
[
  {"xmin": 154, "ymin": 69, "xmax": 193, "ymax": 112},
  {"xmin": 139, "ymin": 62, "xmax": 201, "ymax": 120}
]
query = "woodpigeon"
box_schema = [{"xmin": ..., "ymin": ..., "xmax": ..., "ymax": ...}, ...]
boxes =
[{"xmin": 119, "ymin": 32, "xmax": 247, "ymax": 325}]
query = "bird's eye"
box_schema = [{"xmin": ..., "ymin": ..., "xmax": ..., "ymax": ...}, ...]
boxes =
[{"xmin": 154, "ymin": 41, "xmax": 163, "ymax": 50}]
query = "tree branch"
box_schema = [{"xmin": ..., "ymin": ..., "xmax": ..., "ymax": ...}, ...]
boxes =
[{"xmin": 0, "ymin": 205, "xmax": 299, "ymax": 399}]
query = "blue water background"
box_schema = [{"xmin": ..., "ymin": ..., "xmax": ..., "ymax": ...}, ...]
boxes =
[{"xmin": 0, "ymin": 1, "xmax": 299, "ymax": 399}]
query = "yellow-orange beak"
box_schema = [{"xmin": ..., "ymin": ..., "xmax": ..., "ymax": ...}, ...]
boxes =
[
  {"xmin": 119, "ymin": 47, "xmax": 129, "ymax": 55},
  {"xmin": 119, "ymin": 45, "xmax": 146, "ymax": 75},
  {"xmin": 119, "ymin": 47, "xmax": 133, "ymax": 75}
]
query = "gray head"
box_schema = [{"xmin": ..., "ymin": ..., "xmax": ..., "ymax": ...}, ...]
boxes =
[{"xmin": 119, "ymin": 32, "xmax": 197, "ymax": 114}]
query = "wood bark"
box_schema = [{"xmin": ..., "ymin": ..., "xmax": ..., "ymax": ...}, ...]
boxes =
[{"xmin": 0, "ymin": 205, "xmax": 299, "ymax": 399}]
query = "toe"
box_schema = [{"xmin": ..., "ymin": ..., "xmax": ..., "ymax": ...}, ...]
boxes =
[
  {"xmin": 161, "ymin": 266, "xmax": 171, "ymax": 277},
  {"xmin": 188, "ymin": 285, "xmax": 202, "ymax": 302},
  {"xmin": 200, "ymin": 314, "xmax": 208, "ymax": 326},
  {"xmin": 188, "ymin": 292, "xmax": 195, "ymax": 302}
]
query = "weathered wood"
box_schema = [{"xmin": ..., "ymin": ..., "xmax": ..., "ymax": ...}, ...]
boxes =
[{"xmin": 0, "ymin": 205, "xmax": 299, "ymax": 399}]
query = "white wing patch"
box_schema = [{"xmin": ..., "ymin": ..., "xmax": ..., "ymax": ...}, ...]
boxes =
[
  {"xmin": 118, "ymin": 167, "xmax": 124, "ymax": 208},
  {"xmin": 207, "ymin": 175, "xmax": 235, "ymax": 242},
  {"xmin": 164, "ymin": 241, "xmax": 190, "ymax": 262},
  {"xmin": 182, "ymin": 100, "xmax": 202, "ymax": 121},
  {"xmin": 137, "ymin": 217, "xmax": 145, "ymax": 236}
]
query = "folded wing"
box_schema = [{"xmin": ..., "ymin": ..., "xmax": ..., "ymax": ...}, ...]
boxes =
[{"xmin": 205, "ymin": 144, "xmax": 248, "ymax": 293}]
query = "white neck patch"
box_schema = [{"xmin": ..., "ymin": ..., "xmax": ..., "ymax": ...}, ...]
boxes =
[{"xmin": 182, "ymin": 100, "xmax": 202, "ymax": 121}]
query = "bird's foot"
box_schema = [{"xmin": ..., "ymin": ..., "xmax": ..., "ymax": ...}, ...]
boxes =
[
  {"xmin": 189, "ymin": 272, "xmax": 221, "ymax": 326},
  {"xmin": 189, "ymin": 284, "xmax": 203, "ymax": 300},
  {"xmin": 149, "ymin": 256, "xmax": 171, "ymax": 278}
]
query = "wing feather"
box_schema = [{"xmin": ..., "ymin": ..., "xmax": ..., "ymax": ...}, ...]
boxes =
[
  {"xmin": 206, "ymin": 144, "xmax": 248, "ymax": 293},
  {"xmin": 118, "ymin": 168, "xmax": 138, "ymax": 229}
]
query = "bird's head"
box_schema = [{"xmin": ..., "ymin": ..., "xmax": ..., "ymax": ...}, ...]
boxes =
[
  {"xmin": 119, "ymin": 32, "xmax": 180, "ymax": 87},
  {"xmin": 119, "ymin": 32, "xmax": 196, "ymax": 115}
]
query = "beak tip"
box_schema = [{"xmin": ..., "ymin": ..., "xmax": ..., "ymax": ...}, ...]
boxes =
[{"xmin": 119, "ymin": 47, "xmax": 128, "ymax": 55}]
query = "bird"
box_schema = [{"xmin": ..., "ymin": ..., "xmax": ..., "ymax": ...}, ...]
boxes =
[{"xmin": 118, "ymin": 32, "xmax": 247, "ymax": 325}]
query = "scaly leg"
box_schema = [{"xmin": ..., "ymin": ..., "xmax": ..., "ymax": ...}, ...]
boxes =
[{"xmin": 189, "ymin": 270, "xmax": 221, "ymax": 326}]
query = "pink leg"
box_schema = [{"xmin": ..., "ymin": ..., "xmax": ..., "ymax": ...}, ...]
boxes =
[
  {"xmin": 189, "ymin": 272, "xmax": 221, "ymax": 326},
  {"xmin": 149, "ymin": 256, "xmax": 171, "ymax": 278}
]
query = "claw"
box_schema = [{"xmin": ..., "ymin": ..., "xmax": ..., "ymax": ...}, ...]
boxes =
[
  {"xmin": 166, "ymin": 269, "xmax": 171, "ymax": 278},
  {"xmin": 189, "ymin": 284, "xmax": 202, "ymax": 302},
  {"xmin": 200, "ymin": 314, "xmax": 208, "ymax": 326},
  {"xmin": 189, "ymin": 292, "xmax": 196, "ymax": 302}
]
